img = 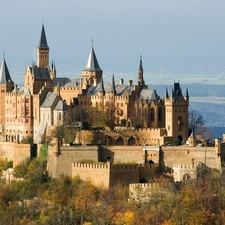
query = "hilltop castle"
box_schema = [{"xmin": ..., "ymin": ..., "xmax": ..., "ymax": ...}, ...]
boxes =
[{"xmin": 0, "ymin": 24, "xmax": 189, "ymax": 145}]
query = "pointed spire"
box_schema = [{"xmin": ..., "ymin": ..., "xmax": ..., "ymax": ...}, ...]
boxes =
[
  {"xmin": 166, "ymin": 87, "xmax": 169, "ymax": 98},
  {"xmin": 138, "ymin": 55, "xmax": 145, "ymax": 86},
  {"xmin": 189, "ymin": 130, "xmax": 195, "ymax": 138},
  {"xmin": 38, "ymin": 24, "xmax": 49, "ymax": 49},
  {"xmin": 24, "ymin": 88, "xmax": 31, "ymax": 96},
  {"xmin": 108, "ymin": 74, "xmax": 116, "ymax": 93},
  {"xmin": 139, "ymin": 55, "xmax": 143, "ymax": 70},
  {"xmin": 0, "ymin": 55, "xmax": 12, "ymax": 84},
  {"xmin": 84, "ymin": 45, "xmax": 102, "ymax": 72},
  {"xmin": 186, "ymin": 87, "xmax": 189, "ymax": 98},
  {"xmin": 53, "ymin": 60, "xmax": 56, "ymax": 72},
  {"xmin": 98, "ymin": 77, "xmax": 105, "ymax": 94}
]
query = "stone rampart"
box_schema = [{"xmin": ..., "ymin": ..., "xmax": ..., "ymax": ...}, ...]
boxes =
[
  {"xmin": 72, "ymin": 162, "xmax": 159, "ymax": 189},
  {"xmin": 161, "ymin": 145, "xmax": 221, "ymax": 173},
  {"xmin": 0, "ymin": 142, "xmax": 31, "ymax": 167},
  {"xmin": 100, "ymin": 146, "xmax": 144, "ymax": 163},
  {"xmin": 72, "ymin": 162, "xmax": 110, "ymax": 188},
  {"xmin": 47, "ymin": 145, "xmax": 99, "ymax": 178}
]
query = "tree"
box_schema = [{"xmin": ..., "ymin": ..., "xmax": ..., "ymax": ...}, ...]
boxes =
[
  {"xmin": 188, "ymin": 109, "xmax": 205, "ymax": 135},
  {"xmin": 189, "ymin": 109, "xmax": 214, "ymax": 143}
]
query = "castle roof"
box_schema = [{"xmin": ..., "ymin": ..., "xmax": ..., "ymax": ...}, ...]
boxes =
[
  {"xmin": 83, "ymin": 46, "xmax": 102, "ymax": 72},
  {"xmin": 106, "ymin": 74, "xmax": 116, "ymax": 93},
  {"xmin": 12, "ymin": 86, "xmax": 24, "ymax": 93},
  {"xmin": 140, "ymin": 89, "xmax": 159, "ymax": 101},
  {"xmin": 172, "ymin": 82, "xmax": 184, "ymax": 99},
  {"xmin": 53, "ymin": 77, "xmax": 80, "ymax": 87},
  {"xmin": 115, "ymin": 84, "xmax": 135, "ymax": 96},
  {"xmin": 54, "ymin": 100, "xmax": 67, "ymax": 111},
  {"xmin": 0, "ymin": 57, "xmax": 12, "ymax": 84},
  {"xmin": 29, "ymin": 67, "xmax": 50, "ymax": 80},
  {"xmin": 41, "ymin": 92, "xmax": 58, "ymax": 108},
  {"xmin": 38, "ymin": 24, "xmax": 49, "ymax": 49},
  {"xmin": 24, "ymin": 88, "xmax": 31, "ymax": 96}
]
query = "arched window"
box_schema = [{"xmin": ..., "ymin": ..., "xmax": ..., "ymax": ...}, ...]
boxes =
[
  {"xmin": 158, "ymin": 108, "xmax": 162, "ymax": 122},
  {"xmin": 105, "ymin": 137, "xmax": 113, "ymax": 146},
  {"xmin": 128, "ymin": 137, "xmax": 135, "ymax": 146},
  {"xmin": 116, "ymin": 137, "xmax": 124, "ymax": 146},
  {"xmin": 150, "ymin": 108, "xmax": 154, "ymax": 121}
]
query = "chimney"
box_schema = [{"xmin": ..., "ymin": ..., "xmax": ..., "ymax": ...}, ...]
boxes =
[{"xmin": 128, "ymin": 80, "xmax": 133, "ymax": 86}]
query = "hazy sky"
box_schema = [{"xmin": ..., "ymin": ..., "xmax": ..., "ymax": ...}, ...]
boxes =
[{"xmin": 1, "ymin": 0, "xmax": 225, "ymax": 84}]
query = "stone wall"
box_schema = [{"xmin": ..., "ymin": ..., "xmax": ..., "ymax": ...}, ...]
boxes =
[
  {"xmin": 100, "ymin": 146, "xmax": 144, "ymax": 163},
  {"xmin": 72, "ymin": 162, "xmax": 159, "ymax": 189},
  {"xmin": 47, "ymin": 145, "xmax": 99, "ymax": 178},
  {"xmin": 0, "ymin": 142, "xmax": 31, "ymax": 167},
  {"xmin": 72, "ymin": 162, "xmax": 110, "ymax": 188},
  {"xmin": 162, "ymin": 145, "xmax": 221, "ymax": 173}
]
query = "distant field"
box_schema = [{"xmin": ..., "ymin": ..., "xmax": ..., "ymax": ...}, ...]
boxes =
[
  {"xmin": 144, "ymin": 73, "xmax": 225, "ymax": 85},
  {"xmin": 191, "ymin": 97, "xmax": 225, "ymax": 104}
]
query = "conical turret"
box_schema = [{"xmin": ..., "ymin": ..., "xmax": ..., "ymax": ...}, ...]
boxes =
[
  {"xmin": 37, "ymin": 24, "xmax": 49, "ymax": 67},
  {"xmin": 82, "ymin": 42, "xmax": 103, "ymax": 83},
  {"xmin": 0, "ymin": 56, "xmax": 13, "ymax": 84}
]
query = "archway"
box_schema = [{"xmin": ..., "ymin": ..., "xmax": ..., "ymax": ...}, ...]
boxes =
[
  {"xmin": 178, "ymin": 135, "xmax": 183, "ymax": 142},
  {"xmin": 105, "ymin": 137, "xmax": 113, "ymax": 146},
  {"xmin": 116, "ymin": 137, "xmax": 124, "ymax": 146},
  {"xmin": 128, "ymin": 137, "xmax": 135, "ymax": 146}
]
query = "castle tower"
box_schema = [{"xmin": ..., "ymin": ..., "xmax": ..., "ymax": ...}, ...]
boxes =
[
  {"xmin": 50, "ymin": 60, "xmax": 57, "ymax": 79},
  {"xmin": 188, "ymin": 131, "xmax": 196, "ymax": 147},
  {"xmin": 0, "ymin": 56, "xmax": 14, "ymax": 133},
  {"xmin": 137, "ymin": 55, "xmax": 147, "ymax": 88},
  {"xmin": 37, "ymin": 24, "xmax": 49, "ymax": 68},
  {"xmin": 82, "ymin": 43, "xmax": 102, "ymax": 84},
  {"xmin": 164, "ymin": 82, "xmax": 189, "ymax": 143}
]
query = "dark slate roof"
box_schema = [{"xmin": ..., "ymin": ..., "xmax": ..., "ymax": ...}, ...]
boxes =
[
  {"xmin": 0, "ymin": 58, "xmax": 12, "ymax": 84},
  {"xmin": 38, "ymin": 24, "xmax": 49, "ymax": 49},
  {"xmin": 53, "ymin": 77, "xmax": 80, "ymax": 87},
  {"xmin": 140, "ymin": 89, "xmax": 159, "ymax": 101},
  {"xmin": 86, "ymin": 83, "xmax": 135, "ymax": 96},
  {"xmin": 29, "ymin": 67, "xmax": 50, "ymax": 80},
  {"xmin": 83, "ymin": 46, "xmax": 102, "ymax": 72},
  {"xmin": 24, "ymin": 88, "xmax": 31, "ymax": 96},
  {"xmin": 106, "ymin": 75, "xmax": 116, "ymax": 93},
  {"xmin": 139, "ymin": 56, "xmax": 143, "ymax": 70},
  {"xmin": 12, "ymin": 86, "xmax": 24, "ymax": 93},
  {"xmin": 41, "ymin": 92, "xmax": 57, "ymax": 108},
  {"xmin": 54, "ymin": 100, "xmax": 67, "ymax": 111},
  {"xmin": 172, "ymin": 83, "xmax": 184, "ymax": 99}
]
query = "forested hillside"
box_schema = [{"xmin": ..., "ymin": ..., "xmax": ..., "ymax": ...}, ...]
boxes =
[{"xmin": 1, "ymin": 155, "xmax": 225, "ymax": 224}]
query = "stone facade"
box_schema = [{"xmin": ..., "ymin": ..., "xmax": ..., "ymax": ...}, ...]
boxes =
[
  {"xmin": 0, "ymin": 24, "xmax": 189, "ymax": 146},
  {"xmin": 47, "ymin": 137, "xmax": 223, "ymax": 187},
  {"xmin": 72, "ymin": 162, "xmax": 158, "ymax": 189}
]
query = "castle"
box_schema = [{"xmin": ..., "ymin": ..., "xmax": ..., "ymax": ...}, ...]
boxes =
[
  {"xmin": 2, "ymin": 24, "xmax": 222, "ymax": 189},
  {"xmin": 0, "ymin": 24, "xmax": 189, "ymax": 146}
]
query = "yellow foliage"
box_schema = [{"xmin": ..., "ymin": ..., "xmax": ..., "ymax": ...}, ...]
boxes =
[{"xmin": 122, "ymin": 211, "xmax": 135, "ymax": 225}]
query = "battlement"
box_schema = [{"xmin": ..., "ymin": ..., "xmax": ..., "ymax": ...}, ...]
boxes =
[
  {"xmin": 72, "ymin": 162, "xmax": 158, "ymax": 170},
  {"xmin": 73, "ymin": 162, "xmax": 109, "ymax": 169},
  {"xmin": 129, "ymin": 182, "xmax": 160, "ymax": 189},
  {"xmin": 57, "ymin": 86, "xmax": 80, "ymax": 91},
  {"xmin": 173, "ymin": 163, "xmax": 195, "ymax": 169}
]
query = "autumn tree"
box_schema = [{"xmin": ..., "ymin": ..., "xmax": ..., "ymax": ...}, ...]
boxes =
[{"xmin": 188, "ymin": 109, "xmax": 205, "ymax": 135}]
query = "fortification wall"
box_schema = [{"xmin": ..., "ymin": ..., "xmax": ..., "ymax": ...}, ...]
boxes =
[
  {"xmin": 0, "ymin": 142, "xmax": 30, "ymax": 167},
  {"xmin": 47, "ymin": 145, "xmax": 99, "ymax": 178},
  {"xmin": 110, "ymin": 164, "xmax": 139, "ymax": 187},
  {"xmin": 100, "ymin": 146, "xmax": 144, "ymax": 163},
  {"xmin": 72, "ymin": 162, "xmax": 110, "ymax": 188},
  {"xmin": 162, "ymin": 146, "xmax": 221, "ymax": 172},
  {"xmin": 139, "ymin": 163, "xmax": 159, "ymax": 181}
]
